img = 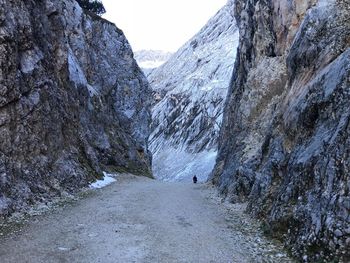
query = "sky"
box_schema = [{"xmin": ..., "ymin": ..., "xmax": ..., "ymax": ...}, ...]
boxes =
[{"xmin": 102, "ymin": 0, "xmax": 227, "ymax": 52}]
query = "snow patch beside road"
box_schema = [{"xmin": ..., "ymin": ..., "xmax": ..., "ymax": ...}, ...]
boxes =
[{"xmin": 89, "ymin": 172, "xmax": 117, "ymax": 189}]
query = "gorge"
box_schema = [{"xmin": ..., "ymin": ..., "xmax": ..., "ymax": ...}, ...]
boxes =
[{"xmin": 0, "ymin": 0, "xmax": 349, "ymax": 262}]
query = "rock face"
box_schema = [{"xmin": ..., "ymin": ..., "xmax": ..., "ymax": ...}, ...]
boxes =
[
  {"xmin": 148, "ymin": 0, "xmax": 239, "ymax": 182},
  {"xmin": 0, "ymin": 0, "xmax": 152, "ymax": 217},
  {"xmin": 212, "ymin": 0, "xmax": 350, "ymax": 260}
]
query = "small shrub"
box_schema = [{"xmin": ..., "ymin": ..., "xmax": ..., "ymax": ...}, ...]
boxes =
[{"xmin": 76, "ymin": 0, "xmax": 106, "ymax": 16}]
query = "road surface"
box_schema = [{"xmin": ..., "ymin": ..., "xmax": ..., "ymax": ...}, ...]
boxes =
[{"xmin": 0, "ymin": 174, "xmax": 293, "ymax": 262}]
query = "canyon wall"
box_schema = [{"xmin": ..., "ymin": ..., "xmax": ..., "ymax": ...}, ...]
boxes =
[
  {"xmin": 212, "ymin": 0, "xmax": 350, "ymax": 261},
  {"xmin": 0, "ymin": 0, "xmax": 152, "ymax": 217},
  {"xmin": 148, "ymin": 0, "xmax": 239, "ymax": 182}
]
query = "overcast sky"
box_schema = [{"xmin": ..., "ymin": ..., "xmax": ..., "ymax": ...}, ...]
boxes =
[{"xmin": 102, "ymin": 0, "xmax": 227, "ymax": 52}]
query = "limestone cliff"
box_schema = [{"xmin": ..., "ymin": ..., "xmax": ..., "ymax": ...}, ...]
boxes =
[
  {"xmin": 149, "ymin": 0, "xmax": 239, "ymax": 182},
  {"xmin": 0, "ymin": 0, "xmax": 152, "ymax": 217},
  {"xmin": 212, "ymin": 0, "xmax": 350, "ymax": 261}
]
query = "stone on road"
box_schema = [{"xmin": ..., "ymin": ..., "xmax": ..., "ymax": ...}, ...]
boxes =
[{"xmin": 0, "ymin": 174, "xmax": 293, "ymax": 262}]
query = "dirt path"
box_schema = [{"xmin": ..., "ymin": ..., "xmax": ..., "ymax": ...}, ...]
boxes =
[{"xmin": 0, "ymin": 174, "xmax": 293, "ymax": 263}]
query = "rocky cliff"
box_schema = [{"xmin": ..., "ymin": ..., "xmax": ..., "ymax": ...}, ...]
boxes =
[
  {"xmin": 212, "ymin": 0, "xmax": 350, "ymax": 261},
  {"xmin": 0, "ymin": 0, "xmax": 152, "ymax": 217},
  {"xmin": 148, "ymin": 0, "xmax": 239, "ymax": 182}
]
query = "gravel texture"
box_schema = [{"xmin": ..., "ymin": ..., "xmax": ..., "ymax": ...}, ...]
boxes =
[{"xmin": 0, "ymin": 174, "xmax": 293, "ymax": 263}]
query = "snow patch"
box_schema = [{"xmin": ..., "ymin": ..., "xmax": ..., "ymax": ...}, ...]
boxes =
[
  {"xmin": 138, "ymin": 60, "xmax": 167, "ymax": 69},
  {"xmin": 134, "ymin": 50, "xmax": 173, "ymax": 70},
  {"xmin": 201, "ymin": 85, "xmax": 214, "ymax": 92},
  {"xmin": 89, "ymin": 172, "xmax": 117, "ymax": 189}
]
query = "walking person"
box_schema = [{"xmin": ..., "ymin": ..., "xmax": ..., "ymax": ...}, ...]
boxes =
[{"xmin": 192, "ymin": 175, "xmax": 198, "ymax": 184}]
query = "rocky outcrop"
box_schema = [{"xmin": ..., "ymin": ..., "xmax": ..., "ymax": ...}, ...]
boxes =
[
  {"xmin": 148, "ymin": 0, "xmax": 239, "ymax": 182},
  {"xmin": 212, "ymin": 0, "xmax": 350, "ymax": 261},
  {"xmin": 0, "ymin": 0, "xmax": 152, "ymax": 217}
]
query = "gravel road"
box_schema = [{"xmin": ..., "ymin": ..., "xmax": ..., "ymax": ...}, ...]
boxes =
[{"xmin": 0, "ymin": 174, "xmax": 294, "ymax": 262}]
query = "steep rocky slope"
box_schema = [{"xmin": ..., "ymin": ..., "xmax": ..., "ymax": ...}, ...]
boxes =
[
  {"xmin": 148, "ymin": 0, "xmax": 239, "ymax": 182},
  {"xmin": 211, "ymin": 0, "xmax": 350, "ymax": 261},
  {"xmin": 0, "ymin": 0, "xmax": 152, "ymax": 217}
]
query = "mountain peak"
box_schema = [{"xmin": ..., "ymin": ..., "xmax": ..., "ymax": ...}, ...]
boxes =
[{"xmin": 134, "ymin": 50, "xmax": 173, "ymax": 71}]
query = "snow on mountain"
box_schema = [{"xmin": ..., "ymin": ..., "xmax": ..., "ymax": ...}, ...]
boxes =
[
  {"xmin": 148, "ymin": 0, "xmax": 239, "ymax": 182},
  {"xmin": 134, "ymin": 50, "xmax": 173, "ymax": 75}
]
